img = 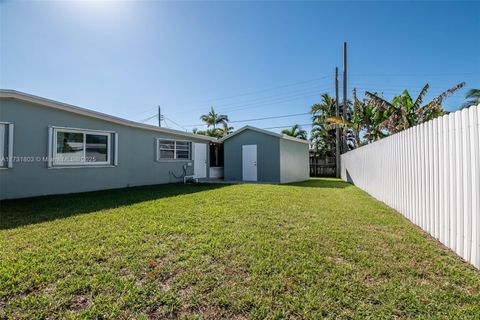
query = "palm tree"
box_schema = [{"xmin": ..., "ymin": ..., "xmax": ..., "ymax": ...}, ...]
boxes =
[
  {"xmin": 282, "ymin": 124, "xmax": 307, "ymax": 140},
  {"xmin": 326, "ymin": 88, "xmax": 388, "ymax": 146},
  {"xmin": 365, "ymin": 82, "xmax": 465, "ymax": 134},
  {"xmin": 200, "ymin": 107, "xmax": 229, "ymax": 130},
  {"xmin": 461, "ymin": 89, "xmax": 480, "ymax": 109},
  {"xmin": 311, "ymin": 93, "xmax": 354, "ymax": 153},
  {"xmin": 310, "ymin": 93, "xmax": 337, "ymax": 156},
  {"xmin": 193, "ymin": 126, "xmax": 233, "ymax": 138}
]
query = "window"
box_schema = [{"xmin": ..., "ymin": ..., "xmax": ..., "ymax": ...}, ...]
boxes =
[
  {"xmin": 0, "ymin": 122, "xmax": 13, "ymax": 168},
  {"xmin": 52, "ymin": 127, "xmax": 115, "ymax": 166},
  {"xmin": 157, "ymin": 139, "xmax": 191, "ymax": 160}
]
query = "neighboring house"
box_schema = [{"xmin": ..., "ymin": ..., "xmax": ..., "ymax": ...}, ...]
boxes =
[
  {"xmin": 220, "ymin": 126, "xmax": 310, "ymax": 183},
  {"xmin": 0, "ymin": 90, "xmax": 309, "ymax": 200}
]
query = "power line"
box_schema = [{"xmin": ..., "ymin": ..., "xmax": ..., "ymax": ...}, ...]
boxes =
[
  {"xmin": 138, "ymin": 90, "xmax": 324, "ymax": 124},
  {"xmin": 185, "ymin": 112, "xmax": 311, "ymax": 128},
  {"xmin": 350, "ymin": 72, "xmax": 480, "ymax": 77},
  {"xmin": 183, "ymin": 83, "xmax": 334, "ymax": 113},
  {"xmin": 182, "ymin": 75, "xmax": 331, "ymax": 106},
  {"xmin": 164, "ymin": 116, "xmax": 188, "ymax": 131},
  {"xmin": 133, "ymin": 83, "xmax": 332, "ymax": 121},
  {"xmin": 129, "ymin": 72, "xmax": 478, "ymax": 118},
  {"xmin": 215, "ymin": 90, "xmax": 327, "ymax": 113},
  {"xmin": 262, "ymin": 123, "xmax": 313, "ymax": 130},
  {"xmin": 140, "ymin": 114, "xmax": 158, "ymax": 123},
  {"xmin": 129, "ymin": 76, "xmax": 331, "ymax": 118},
  {"xmin": 163, "ymin": 118, "xmax": 170, "ymax": 128}
]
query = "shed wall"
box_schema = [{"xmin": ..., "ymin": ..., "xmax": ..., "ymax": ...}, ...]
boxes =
[
  {"xmin": 279, "ymin": 138, "xmax": 309, "ymax": 183},
  {"xmin": 223, "ymin": 130, "xmax": 280, "ymax": 182}
]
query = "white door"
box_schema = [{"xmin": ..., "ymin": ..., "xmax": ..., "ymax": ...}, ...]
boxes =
[
  {"xmin": 242, "ymin": 144, "xmax": 257, "ymax": 181},
  {"xmin": 193, "ymin": 143, "xmax": 207, "ymax": 178}
]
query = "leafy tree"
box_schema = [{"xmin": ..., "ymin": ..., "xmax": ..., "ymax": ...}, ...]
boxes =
[
  {"xmin": 326, "ymin": 89, "xmax": 388, "ymax": 147},
  {"xmin": 310, "ymin": 93, "xmax": 337, "ymax": 156},
  {"xmin": 323, "ymin": 82, "xmax": 464, "ymax": 149},
  {"xmin": 281, "ymin": 124, "xmax": 307, "ymax": 140},
  {"xmin": 310, "ymin": 93, "xmax": 353, "ymax": 155},
  {"xmin": 193, "ymin": 126, "xmax": 233, "ymax": 138},
  {"xmin": 200, "ymin": 107, "xmax": 230, "ymax": 130},
  {"xmin": 461, "ymin": 88, "xmax": 480, "ymax": 109},
  {"xmin": 365, "ymin": 82, "xmax": 465, "ymax": 134}
]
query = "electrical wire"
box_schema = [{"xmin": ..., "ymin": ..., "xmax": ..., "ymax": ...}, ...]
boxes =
[
  {"xmin": 128, "ymin": 76, "xmax": 331, "ymax": 118},
  {"xmin": 349, "ymin": 72, "xmax": 480, "ymax": 77},
  {"xmin": 138, "ymin": 90, "xmax": 324, "ymax": 124},
  {"xmin": 262, "ymin": 123, "xmax": 313, "ymax": 130},
  {"xmin": 182, "ymin": 75, "xmax": 331, "ymax": 106},
  {"xmin": 183, "ymin": 83, "xmax": 333, "ymax": 112},
  {"xmin": 129, "ymin": 72, "xmax": 477, "ymax": 119},
  {"xmin": 220, "ymin": 93, "xmax": 321, "ymax": 113},
  {"xmin": 184, "ymin": 112, "xmax": 311, "ymax": 128},
  {"xmin": 140, "ymin": 114, "xmax": 158, "ymax": 123},
  {"xmin": 164, "ymin": 116, "xmax": 189, "ymax": 131},
  {"xmin": 162, "ymin": 118, "xmax": 170, "ymax": 128}
]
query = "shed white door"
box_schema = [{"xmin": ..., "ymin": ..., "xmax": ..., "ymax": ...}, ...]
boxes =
[
  {"xmin": 193, "ymin": 143, "xmax": 207, "ymax": 178},
  {"xmin": 242, "ymin": 144, "xmax": 257, "ymax": 182}
]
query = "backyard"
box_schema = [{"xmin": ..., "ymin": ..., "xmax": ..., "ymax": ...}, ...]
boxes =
[{"xmin": 1, "ymin": 178, "xmax": 479, "ymax": 319}]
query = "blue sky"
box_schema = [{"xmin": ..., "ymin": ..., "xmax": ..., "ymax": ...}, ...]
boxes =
[{"xmin": 1, "ymin": 1, "xmax": 479, "ymax": 134}]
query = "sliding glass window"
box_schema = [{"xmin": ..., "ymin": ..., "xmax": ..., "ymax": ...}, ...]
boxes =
[{"xmin": 53, "ymin": 128, "xmax": 112, "ymax": 166}]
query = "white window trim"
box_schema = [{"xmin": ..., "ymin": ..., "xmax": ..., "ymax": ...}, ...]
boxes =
[
  {"xmin": 50, "ymin": 126, "xmax": 114, "ymax": 167},
  {"xmin": 0, "ymin": 122, "xmax": 14, "ymax": 169},
  {"xmin": 156, "ymin": 138, "xmax": 192, "ymax": 161}
]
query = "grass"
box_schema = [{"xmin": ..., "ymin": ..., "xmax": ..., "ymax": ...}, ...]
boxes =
[{"xmin": 1, "ymin": 178, "xmax": 479, "ymax": 319}]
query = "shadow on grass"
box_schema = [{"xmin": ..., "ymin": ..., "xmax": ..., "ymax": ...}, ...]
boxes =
[
  {"xmin": 0, "ymin": 183, "xmax": 226, "ymax": 231},
  {"xmin": 285, "ymin": 178, "xmax": 351, "ymax": 189}
]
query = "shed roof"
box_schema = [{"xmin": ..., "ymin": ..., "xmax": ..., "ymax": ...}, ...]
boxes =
[
  {"xmin": 0, "ymin": 89, "xmax": 215, "ymax": 141},
  {"xmin": 218, "ymin": 125, "xmax": 310, "ymax": 144}
]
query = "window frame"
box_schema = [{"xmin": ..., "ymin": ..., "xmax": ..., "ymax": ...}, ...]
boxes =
[
  {"xmin": 0, "ymin": 122, "xmax": 14, "ymax": 169},
  {"xmin": 51, "ymin": 126, "xmax": 114, "ymax": 167},
  {"xmin": 156, "ymin": 138, "xmax": 192, "ymax": 161}
]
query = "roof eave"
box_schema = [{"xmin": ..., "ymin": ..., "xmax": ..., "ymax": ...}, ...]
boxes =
[
  {"xmin": 0, "ymin": 89, "xmax": 216, "ymax": 142},
  {"xmin": 219, "ymin": 125, "xmax": 310, "ymax": 145}
]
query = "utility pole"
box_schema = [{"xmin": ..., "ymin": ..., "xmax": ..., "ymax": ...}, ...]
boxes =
[
  {"xmin": 342, "ymin": 41, "xmax": 348, "ymax": 154},
  {"xmin": 335, "ymin": 67, "xmax": 340, "ymax": 178},
  {"xmin": 158, "ymin": 106, "xmax": 162, "ymax": 127}
]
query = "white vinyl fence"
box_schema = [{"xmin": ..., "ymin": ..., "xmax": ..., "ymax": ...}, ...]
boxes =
[{"xmin": 341, "ymin": 104, "xmax": 480, "ymax": 269}]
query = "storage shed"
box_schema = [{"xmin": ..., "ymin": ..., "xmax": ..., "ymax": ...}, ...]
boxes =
[{"xmin": 220, "ymin": 126, "xmax": 309, "ymax": 183}]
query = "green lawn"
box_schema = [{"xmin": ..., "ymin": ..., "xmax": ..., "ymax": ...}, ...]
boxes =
[{"xmin": 1, "ymin": 179, "xmax": 479, "ymax": 319}]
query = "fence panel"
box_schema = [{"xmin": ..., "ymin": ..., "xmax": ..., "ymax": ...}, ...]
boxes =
[
  {"xmin": 310, "ymin": 156, "xmax": 336, "ymax": 177},
  {"xmin": 341, "ymin": 104, "xmax": 480, "ymax": 269}
]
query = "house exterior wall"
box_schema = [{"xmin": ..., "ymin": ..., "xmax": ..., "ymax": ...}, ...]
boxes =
[
  {"xmin": 0, "ymin": 98, "xmax": 210, "ymax": 200},
  {"xmin": 223, "ymin": 130, "xmax": 280, "ymax": 182},
  {"xmin": 279, "ymin": 138, "xmax": 309, "ymax": 183}
]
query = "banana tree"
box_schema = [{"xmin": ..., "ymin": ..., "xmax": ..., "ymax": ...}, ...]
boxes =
[
  {"xmin": 461, "ymin": 88, "xmax": 480, "ymax": 109},
  {"xmin": 325, "ymin": 88, "xmax": 387, "ymax": 148},
  {"xmin": 365, "ymin": 82, "xmax": 465, "ymax": 134}
]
